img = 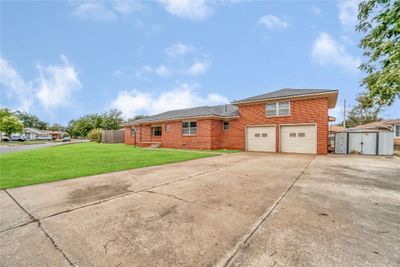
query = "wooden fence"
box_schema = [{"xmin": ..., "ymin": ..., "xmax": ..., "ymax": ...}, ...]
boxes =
[{"xmin": 102, "ymin": 129, "xmax": 125, "ymax": 143}]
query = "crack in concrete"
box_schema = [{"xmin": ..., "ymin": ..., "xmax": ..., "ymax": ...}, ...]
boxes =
[
  {"xmin": 218, "ymin": 157, "xmax": 316, "ymax": 267},
  {"xmin": 3, "ymin": 190, "xmax": 75, "ymax": 266},
  {"xmin": 1, "ymin": 168, "xmax": 220, "ymax": 233},
  {"xmin": 144, "ymin": 190, "xmax": 221, "ymax": 211}
]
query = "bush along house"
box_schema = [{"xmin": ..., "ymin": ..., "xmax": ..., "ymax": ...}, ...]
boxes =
[{"xmin": 124, "ymin": 88, "xmax": 339, "ymax": 155}]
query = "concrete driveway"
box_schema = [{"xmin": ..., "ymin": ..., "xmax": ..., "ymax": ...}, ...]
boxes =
[{"xmin": 0, "ymin": 153, "xmax": 399, "ymax": 266}]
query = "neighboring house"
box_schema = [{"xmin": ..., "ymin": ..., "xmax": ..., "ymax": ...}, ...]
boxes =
[
  {"xmin": 44, "ymin": 130, "xmax": 67, "ymax": 140},
  {"xmin": 124, "ymin": 88, "xmax": 338, "ymax": 155},
  {"xmin": 24, "ymin": 128, "xmax": 46, "ymax": 140},
  {"xmin": 354, "ymin": 119, "xmax": 400, "ymax": 150}
]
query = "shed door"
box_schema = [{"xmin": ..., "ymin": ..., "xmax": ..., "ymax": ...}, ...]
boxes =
[
  {"xmin": 348, "ymin": 132, "xmax": 377, "ymax": 155},
  {"xmin": 247, "ymin": 126, "xmax": 276, "ymax": 152},
  {"xmin": 280, "ymin": 125, "xmax": 317, "ymax": 154},
  {"xmin": 361, "ymin": 132, "xmax": 377, "ymax": 155}
]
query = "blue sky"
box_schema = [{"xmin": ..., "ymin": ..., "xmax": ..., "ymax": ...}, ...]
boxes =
[{"xmin": 1, "ymin": 0, "xmax": 399, "ymax": 124}]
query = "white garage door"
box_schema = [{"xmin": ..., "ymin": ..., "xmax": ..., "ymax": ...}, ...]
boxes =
[
  {"xmin": 280, "ymin": 125, "xmax": 317, "ymax": 154},
  {"xmin": 247, "ymin": 126, "xmax": 276, "ymax": 152}
]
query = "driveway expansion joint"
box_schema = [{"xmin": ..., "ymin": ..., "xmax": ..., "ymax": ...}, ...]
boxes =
[
  {"xmin": 3, "ymin": 189, "xmax": 76, "ymax": 266},
  {"xmin": 218, "ymin": 156, "xmax": 316, "ymax": 267},
  {"xmin": 144, "ymin": 190, "xmax": 220, "ymax": 211}
]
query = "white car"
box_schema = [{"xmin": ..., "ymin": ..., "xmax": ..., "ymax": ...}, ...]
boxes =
[{"xmin": 36, "ymin": 135, "xmax": 53, "ymax": 141}]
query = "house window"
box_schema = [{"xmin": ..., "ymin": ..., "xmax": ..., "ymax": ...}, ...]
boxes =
[
  {"xmin": 223, "ymin": 121, "xmax": 229, "ymax": 131},
  {"xmin": 151, "ymin": 126, "xmax": 162, "ymax": 136},
  {"xmin": 261, "ymin": 133, "xmax": 268, "ymax": 137},
  {"xmin": 266, "ymin": 101, "xmax": 290, "ymax": 117},
  {"xmin": 289, "ymin": 132, "xmax": 296, "ymax": 137},
  {"xmin": 298, "ymin": 132, "xmax": 305, "ymax": 137},
  {"xmin": 131, "ymin": 128, "xmax": 136, "ymax": 136},
  {"xmin": 255, "ymin": 133, "xmax": 260, "ymax": 137},
  {"xmin": 395, "ymin": 125, "xmax": 400, "ymax": 137},
  {"xmin": 165, "ymin": 124, "xmax": 170, "ymax": 133},
  {"xmin": 182, "ymin": 121, "xmax": 197, "ymax": 135}
]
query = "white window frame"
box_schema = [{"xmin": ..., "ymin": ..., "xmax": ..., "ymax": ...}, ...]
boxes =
[
  {"xmin": 266, "ymin": 101, "xmax": 290, "ymax": 117},
  {"xmin": 223, "ymin": 121, "xmax": 229, "ymax": 131},
  {"xmin": 182, "ymin": 121, "xmax": 197, "ymax": 135},
  {"xmin": 151, "ymin": 125, "xmax": 162, "ymax": 136},
  {"xmin": 395, "ymin": 124, "xmax": 400, "ymax": 137}
]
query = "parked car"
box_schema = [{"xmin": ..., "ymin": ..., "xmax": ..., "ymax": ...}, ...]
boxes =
[
  {"xmin": 62, "ymin": 136, "xmax": 71, "ymax": 142},
  {"xmin": 2, "ymin": 136, "xmax": 10, "ymax": 141},
  {"xmin": 36, "ymin": 135, "xmax": 53, "ymax": 141},
  {"xmin": 11, "ymin": 135, "xmax": 26, "ymax": 142}
]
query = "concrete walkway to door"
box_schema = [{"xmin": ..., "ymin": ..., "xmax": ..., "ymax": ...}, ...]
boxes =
[{"xmin": 0, "ymin": 153, "xmax": 399, "ymax": 266}]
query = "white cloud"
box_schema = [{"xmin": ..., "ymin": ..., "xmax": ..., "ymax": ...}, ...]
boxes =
[
  {"xmin": 73, "ymin": 2, "xmax": 117, "ymax": 22},
  {"xmin": 312, "ymin": 5, "xmax": 322, "ymax": 16},
  {"xmin": 0, "ymin": 55, "xmax": 81, "ymax": 112},
  {"xmin": 0, "ymin": 57, "xmax": 34, "ymax": 111},
  {"xmin": 311, "ymin": 32, "xmax": 360, "ymax": 72},
  {"xmin": 36, "ymin": 55, "xmax": 81, "ymax": 109},
  {"xmin": 159, "ymin": 0, "xmax": 213, "ymax": 20},
  {"xmin": 186, "ymin": 60, "xmax": 209, "ymax": 75},
  {"xmin": 111, "ymin": 83, "xmax": 228, "ymax": 117},
  {"xmin": 258, "ymin": 15, "xmax": 289, "ymax": 30},
  {"xmin": 154, "ymin": 65, "xmax": 171, "ymax": 77},
  {"xmin": 338, "ymin": 0, "xmax": 360, "ymax": 30},
  {"xmin": 165, "ymin": 43, "xmax": 194, "ymax": 57},
  {"xmin": 72, "ymin": 0, "xmax": 144, "ymax": 21}
]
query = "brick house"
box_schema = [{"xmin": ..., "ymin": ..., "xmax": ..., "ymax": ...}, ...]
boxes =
[{"xmin": 124, "ymin": 88, "xmax": 338, "ymax": 154}]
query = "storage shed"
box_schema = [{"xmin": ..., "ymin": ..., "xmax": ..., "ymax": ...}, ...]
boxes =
[{"xmin": 335, "ymin": 128, "xmax": 394, "ymax": 155}]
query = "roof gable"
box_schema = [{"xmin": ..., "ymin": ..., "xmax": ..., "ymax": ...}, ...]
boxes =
[{"xmin": 233, "ymin": 88, "xmax": 338, "ymax": 107}]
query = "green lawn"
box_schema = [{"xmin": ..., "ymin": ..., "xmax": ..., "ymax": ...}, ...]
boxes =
[{"xmin": 0, "ymin": 143, "xmax": 217, "ymax": 189}]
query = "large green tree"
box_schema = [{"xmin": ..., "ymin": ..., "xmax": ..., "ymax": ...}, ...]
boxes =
[
  {"xmin": 0, "ymin": 115, "xmax": 24, "ymax": 138},
  {"xmin": 14, "ymin": 111, "xmax": 48, "ymax": 130},
  {"xmin": 357, "ymin": 0, "xmax": 400, "ymax": 105}
]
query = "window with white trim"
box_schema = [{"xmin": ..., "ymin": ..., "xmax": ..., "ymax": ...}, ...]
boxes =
[
  {"xmin": 395, "ymin": 124, "xmax": 400, "ymax": 137},
  {"xmin": 151, "ymin": 126, "xmax": 162, "ymax": 136},
  {"xmin": 182, "ymin": 121, "xmax": 197, "ymax": 135},
  {"xmin": 266, "ymin": 101, "xmax": 290, "ymax": 117},
  {"xmin": 223, "ymin": 121, "xmax": 229, "ymax": 131}
]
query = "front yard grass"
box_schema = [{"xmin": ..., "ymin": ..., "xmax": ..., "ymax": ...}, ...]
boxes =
[{"xmin": 0, "ymin": 143, "xmax": 217, "ymax": 189}]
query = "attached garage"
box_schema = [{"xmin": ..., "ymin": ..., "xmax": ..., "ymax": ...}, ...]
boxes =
[
  {"xmin": 280, "ymin": 124, "xmax": 317, "ymax": 154},
  {"xmin": 246, "ymin": 126, "xmax": 276, "ymax": 152}
]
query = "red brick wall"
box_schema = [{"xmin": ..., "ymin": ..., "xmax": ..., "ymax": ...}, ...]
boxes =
[
  {"xmin": 124, "ymin": 97, "xmax": 330, "ymax": 154},
  {"xmin": 223, "ymin": 97, "xmax": 329, "ymax": 154}
]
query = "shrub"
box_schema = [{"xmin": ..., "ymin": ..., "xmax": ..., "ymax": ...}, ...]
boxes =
[{"xmin": 87, "ymin": 128, "xmax": 102, "ymax": 143}]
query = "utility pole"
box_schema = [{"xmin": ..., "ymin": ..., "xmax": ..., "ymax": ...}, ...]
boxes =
[{"xmin": 343, "ymin": 99, "xmax": 346, "ymax": 128}]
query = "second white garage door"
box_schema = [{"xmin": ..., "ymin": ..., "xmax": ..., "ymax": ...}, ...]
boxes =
[
  {"xmin": 247, "ymin": 126, "xmax": 276, "ymax": 152},
  {"xmin": 280, "ymin": 125, "xmax": 317, "ymax": 154}
]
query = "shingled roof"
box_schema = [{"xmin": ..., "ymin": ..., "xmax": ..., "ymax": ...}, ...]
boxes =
[
  {"xmin": 233, "ymin": 88, "xmax": 338, "ymax": 104},
  {"xmin": 124, "ymin": 104, "xmax": 238, "ymax": 125}
]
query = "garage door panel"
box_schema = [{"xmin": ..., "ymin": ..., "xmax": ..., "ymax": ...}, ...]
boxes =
[
  {"xmin": 247, "ymin": 126, "xmax": 276, "ymax": 152},
  {"xmin": 281, "ymin": 125, "xmax": 316, "ymax": 154}
]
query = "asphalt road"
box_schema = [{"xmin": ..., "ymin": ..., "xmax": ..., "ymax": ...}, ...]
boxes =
[{"xmin": 0, "ymin": 140, "xmax": 89, "ymax": 154}]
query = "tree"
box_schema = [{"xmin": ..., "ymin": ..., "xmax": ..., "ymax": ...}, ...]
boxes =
[
  {"xmin": 101, "ymin": 109, "xmax": 123, "ymax": 130},
  {"xmin": 126, "ymin": 114, "xmax": 147, "ymax": 122},
  {"xmin": 345, "ymin": 93, "xmax": 383, "ymax": 128},
  {"xmin": 14, "ymin": 111, "xmax": 48, "ymax": 130},
  {"xmin": 0, "ymin": 115, "xmax": 24, "ymax": 137},
  {"xmin": 47, "ymin": 123, "xmax": 65, "ymax": 131},
  {"xmin": 357, "ymin": 0, "xmax": 400, "ymax": 106},
  {"xmin": 0, "ymin": 108, "xmax": 12, "ymax": 120}
]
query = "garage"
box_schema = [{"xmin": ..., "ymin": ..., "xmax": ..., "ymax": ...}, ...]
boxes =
[
  {"xmin": 247, "ymin": 126, "xmax": 276, "ymax": 152},
  {"xmin": 280, "ymin": 124, "xmax": 317, "ymax": 154}
]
